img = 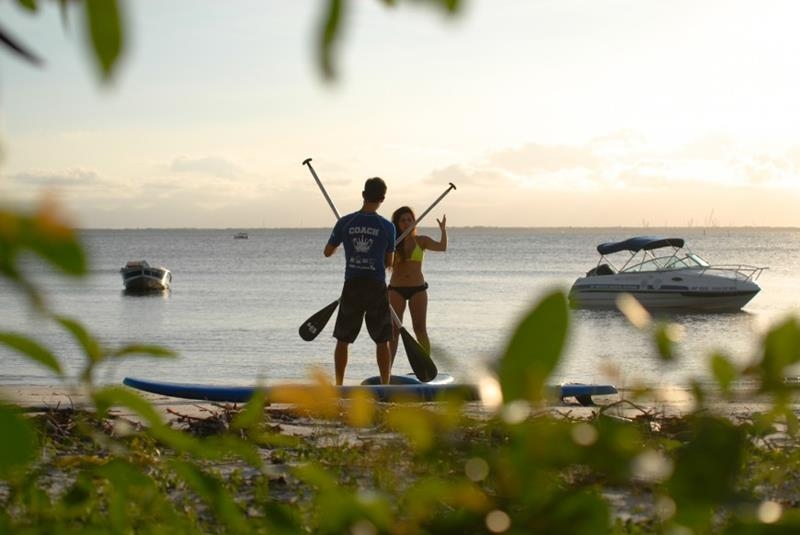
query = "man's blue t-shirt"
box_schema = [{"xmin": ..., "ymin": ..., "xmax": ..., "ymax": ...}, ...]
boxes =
[{"xmin": 328, "ymin": 211, "xmax": 396, "ymax": 281}]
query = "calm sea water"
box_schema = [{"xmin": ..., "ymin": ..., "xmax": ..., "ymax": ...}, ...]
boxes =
[{"xmin": 2, "ymin": 228, "xmax": 799, "ymax": 389}]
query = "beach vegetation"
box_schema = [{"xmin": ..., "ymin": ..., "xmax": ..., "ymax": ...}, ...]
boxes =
[{"xmin": 4, "ymin": 1, "xmax": 800, "ymax": 533}]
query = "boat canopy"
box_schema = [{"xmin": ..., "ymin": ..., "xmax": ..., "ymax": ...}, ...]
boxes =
[{"xmin": 596, "ymin": 236, "xmax": 685, "ymax": 255}]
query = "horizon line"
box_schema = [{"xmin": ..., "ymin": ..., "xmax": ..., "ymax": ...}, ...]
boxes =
[{"xmin": 75, "ymin": 225, "xmax": 800, "ymax": 231}]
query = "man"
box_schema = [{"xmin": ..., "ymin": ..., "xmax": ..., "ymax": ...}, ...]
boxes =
[{"xmin": 324, "ymin": 177, "xmax": 396, "ymax": 385}]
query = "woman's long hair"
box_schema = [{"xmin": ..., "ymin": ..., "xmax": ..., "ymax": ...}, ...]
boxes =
[{"xmin": 391, "ymin": 206, "xmax": 416, "ymax": 262}]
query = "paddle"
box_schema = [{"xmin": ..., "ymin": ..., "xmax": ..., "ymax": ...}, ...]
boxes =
[
  {"xmin": 298, "ymin": 299, "xmax": 339, "ymax": 341},
  {"xmin": 299, "ymin": 158, "xmax": 453, "ymax": 381},
  {"xmin": 388, "ymin": 305, "xmax": 437, "ymax": 382}
]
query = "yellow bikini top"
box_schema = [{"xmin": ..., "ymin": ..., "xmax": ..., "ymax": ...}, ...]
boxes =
[
  {"xmin": 396, "ymin": 240, "xmax": 424, "ymax": 264},
  {"xmin": 409, "ymin": 242, "xmax": 424, "ymax": 262}
]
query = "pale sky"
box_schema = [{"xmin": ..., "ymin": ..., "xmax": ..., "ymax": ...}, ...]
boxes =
[{"xmin": 2, "ymin": 0, "xmax": 800, "ymax": 228}]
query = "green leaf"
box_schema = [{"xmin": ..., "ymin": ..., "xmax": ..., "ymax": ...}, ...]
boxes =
[
  {"xmin": 56, "ymin": 315, "xmax": 102, "ymax": 363},
  {"xmin": 231, "ymin": 387, "xmax": 267, "ymax": 431},
  {"xmin": 60, "ymin": 473, "xmax": 94, "ymax": 509},
  {"xmin": 85, "ymin": 0, "xmax": 123, "ymax": 80},
  {"xmin": 55, "ymin": 315, "xmax": 103, "ymax": 382},
  {"xmin": 110, "ymin": 343, "xmax": 176, "ymax": 359},
  {"xmin": 294, "ymin": 463, "xmax": 338, "ymax": 492},
  {"xmin": 17, "ymin": 0, "xmax": 38, "ymax": 12},
  {"xmin": 667, "ymin": 416, "xmax": 745, "ymax": 529},
  {"xmin": 497, "ymin": 290, "xmax": 568, "ymax": 403},
  {"xmin": 92, "ymin": 386, "xmax": 165, "ymax": 426},
  {"xmin": 170, "ymin": 460, "xmax": 249, "ymax": 532},
  {"xmin": 92, "ymin": 386, "xmax": 195, "ymax": 451},
  {"xmin": 689, "ymin": 379, "xmax": 706, "ymax": 410},
  {"xmin": 654, "ymin": 323, "xmax": 676, "ymax": 361},
  {"xmin": 0, "ymin": 331, "xmax": 63, "ymax": 376},
  {"xmin": 26, "ymin": 209, "xmax": 86, "ymax": 276},
  {"xmin": 546, "ymin": 489, "xmax": 610, "ymax": 535},
  {"xmin": 295, "ymin": 463, "xmax": 393, "ymax": 533},
  {"xmin": 785, "ymin": 407, "xmax": 799, "ymax": 436},
  {"xmin": 59, "ymin": 0, "xmax": 70, "ymax": 28},
  {"xmin": 710, "ymin": 353, "xmax": 737, "ymax": 395},
  {"xmin": 0, "ymin": 405, "xmax": 38, "ymax": 477},
  {"xmin": 93, "ymin": 459, "xmax": 182, "ymax": 531},
  {"xmin": 318, "ymin": 0, "xmax": 343, "ymax": 80},
  {"xmin": 438, "ymin": 0, "xmax": 461, "ymax": 14},
  {"xmin": 0, "ymin": 205, "xmax": 86, "ymax": 284},
  {"xmin": 758, "ymin": 317, "xmax": 800, "ymax": 393}
]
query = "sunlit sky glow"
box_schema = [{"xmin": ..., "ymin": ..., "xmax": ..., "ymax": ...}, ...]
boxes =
[{"xmin": 2, "ymin": 0, "xmax": 800, "ymax": 228}]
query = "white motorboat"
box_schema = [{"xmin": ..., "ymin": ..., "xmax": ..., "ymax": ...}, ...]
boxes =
[
  {"xmin": 568, "ymin": 236, "xmax": 765, "ymax": 312},
  {"xmin": 120, "ymin": 260, "xmax": 172, "ymax": 291}
]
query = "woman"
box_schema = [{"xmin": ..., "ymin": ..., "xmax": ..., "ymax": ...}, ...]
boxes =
[{"xmin": 388, "ymin": 206, "xmax": 447, "ymax": 360}]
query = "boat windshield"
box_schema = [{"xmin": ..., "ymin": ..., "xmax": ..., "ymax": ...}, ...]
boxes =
[
  {"xmin": 622, "ymin": 253, "xmax": 708, "ymax": 273},
  {"xmin": 686, "ymin": 253, "xmax": 710, "ymax": 267}
]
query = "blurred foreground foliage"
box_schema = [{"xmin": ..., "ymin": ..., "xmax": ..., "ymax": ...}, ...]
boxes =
[
  {"xmin": 6, "ymin": 1, "xmax": 800, "ymax": 532},
  {"xmin": 3, "ymin": 199, "xmax": 800, "ymax": 533},
  {"xmin": 3, "ymin": 0, "xmax": 463, "ymax": 81}
]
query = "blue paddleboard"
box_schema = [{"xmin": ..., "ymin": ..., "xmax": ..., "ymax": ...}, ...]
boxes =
[
  {"xmin": 123, "ymin": 376, "xmax": 616, "ymax": 405},
  {"xmin": 360, "ymin": 373, "xmax": 455, "ymax": 386}
]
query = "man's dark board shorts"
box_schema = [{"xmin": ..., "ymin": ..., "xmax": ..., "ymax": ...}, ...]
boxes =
[{"xmin": 333, "ymin": 277, "xmax": 392, "ymax": 344}]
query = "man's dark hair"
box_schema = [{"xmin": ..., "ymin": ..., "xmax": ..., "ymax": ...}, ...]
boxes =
[{"xmin": 362, "ymin": 177, "xmax": 387, "ymax": 203}]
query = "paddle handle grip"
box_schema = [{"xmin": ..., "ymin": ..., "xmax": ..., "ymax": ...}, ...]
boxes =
[
  {"xmin": 303, "ymin": 158, "xmax": 341, "ymax": 220},
  {"xmin": 394, "ymin": 182, "xmax": 456, "ymax": 245}
]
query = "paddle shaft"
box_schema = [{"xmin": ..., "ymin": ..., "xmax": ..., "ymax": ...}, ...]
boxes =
[
  {"xmin": 303, "ymin": 158, "xmax": 341, "ymax": 219},
  {"xmin": 394, "ymin": 182, "xmax": 456, "ymax": 244}
]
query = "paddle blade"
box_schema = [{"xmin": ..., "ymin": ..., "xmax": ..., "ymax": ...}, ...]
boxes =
[
  {"xmin": 399, "ymin": 327, "xmax": 438, "ymax": 382},
  {"xmin": 299, "ymin": 300, "xmax": 339, "ymax": 341}
]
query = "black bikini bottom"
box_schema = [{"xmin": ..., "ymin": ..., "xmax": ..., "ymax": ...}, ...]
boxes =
[{"xmin": 388, "ymin": 282, "xmax": 429, "ymax": 301}]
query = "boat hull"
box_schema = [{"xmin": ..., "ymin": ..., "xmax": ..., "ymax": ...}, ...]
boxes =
[
  {"xmin": 121, "ymin": 267, "xmax": 172, "ymax": 291},
  {"xmin": 569, "ymin": 273, "xmax": 760, "ymax": 312}
]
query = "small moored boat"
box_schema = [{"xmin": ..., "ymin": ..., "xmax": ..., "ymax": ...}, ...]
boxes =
[
  {"xmin": 120, "ymin": 260, "xmax": 172, "ymax": 291},
  {"xmin": 233, "ymin": 232, "xmax": 248, "ymax": 239},
  {"xmin": 569, "ymin": 236, "xmax": 765, "ymax": 312}
]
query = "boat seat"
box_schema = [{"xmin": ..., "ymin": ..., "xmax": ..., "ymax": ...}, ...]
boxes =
[{"xmin": 586, "ymin": 263, "xmax": 614, "ymax": 276}]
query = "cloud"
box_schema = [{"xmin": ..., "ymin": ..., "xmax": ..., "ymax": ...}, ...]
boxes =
[
  {"xmin": 487, "ymin": 143, "xmax": 605, "ymax": 175},
  {"xmin": 169, "ymin": 156, "xmax": 242, "ymax": 178},
  {"xmin": 425, "ymin": 164, "xmax": 510, "ymax": 187},
  {"xmin": 457, "ymin": 133, "xmax": 800, "ymax": 194},
  {"xmin": 588, "ymin": 129, "xmax": 648, "ymax": 151},
  {"xmin": 738, "ymin": 153, "xmax": 796, "ymax": 186},
  {"xmin": 674, "ymin": 133, "xmax": 739, "ymax": 160},
  {"xmin": 11, "ymin": 168, "xmax": 99, "ymax": 187}
]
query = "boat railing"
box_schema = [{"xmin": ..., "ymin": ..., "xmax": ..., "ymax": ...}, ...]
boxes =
[{"xmin": 697, "ymin": 264, "xmax": 767, "ymax": 282}]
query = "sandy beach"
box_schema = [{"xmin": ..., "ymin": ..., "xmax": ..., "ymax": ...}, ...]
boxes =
[{"xmin": 3, "ymin": 383, "xmax": 794, "ymax": 425}]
